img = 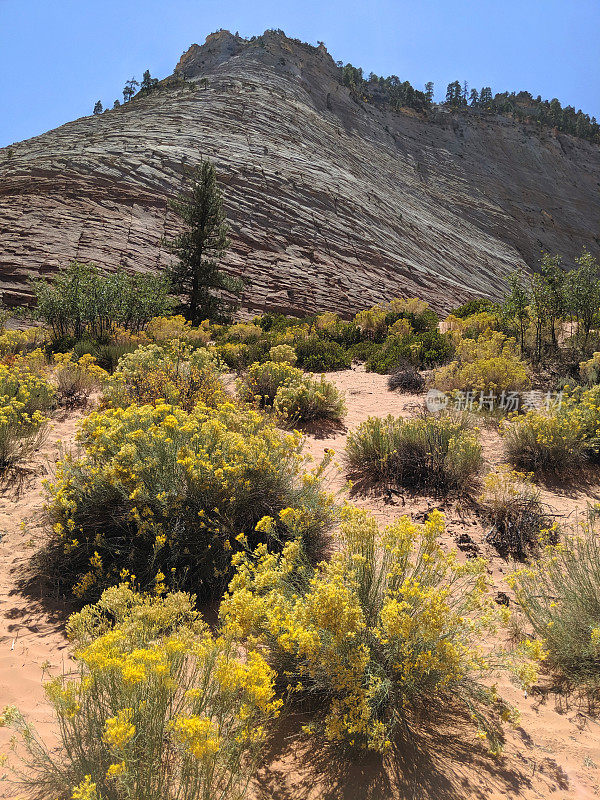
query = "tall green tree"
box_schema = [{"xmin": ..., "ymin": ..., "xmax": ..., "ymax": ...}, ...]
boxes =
[
  {"xmin": 565, "ymin": 250, "xmax": 600, "ymax": 346},
  {"xmin": 165, "ymin": 160, "xmax": 243, "ymax": 324},
  {"xmin": 503, "ymin": 271, "xmax": 529, "ymax": 356},
  {"xmin": 93, "ymin": 100, "xmax": 103, "ymax": 115},
  {"xmin": 539, "ymin": 253, "xmax": 565, "ymax": 350},
  {"xmin": 424, "ymin": 81, "xmax": 434, "ymax": 103}
]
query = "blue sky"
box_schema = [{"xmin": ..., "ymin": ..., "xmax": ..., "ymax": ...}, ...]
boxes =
[{"xmin": 1, "ymin": 0, "xmax": 598, "ymax": 147}]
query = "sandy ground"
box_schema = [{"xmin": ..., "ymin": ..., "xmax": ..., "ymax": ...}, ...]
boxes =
[{"xmin": 0, "ymin": 367, "xmax": 599, "ymax": 798}]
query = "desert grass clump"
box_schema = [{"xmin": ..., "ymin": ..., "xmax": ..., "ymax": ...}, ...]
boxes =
[
  {"xmin": 345, "ymin": 413, "xmax": 483, "ymax": 493},
  {"xmin": 387, "ymin": 367, "xmax": 425, "ymax": 393},
  {"xmin": 509, "ymin": 530, "xmax": 600, "ymax": 691},
  {"xmin": 273, "ymin": 374, "xmax": 346, "ymax": 424},
  {"xmin": 105, "ymin": 342, "xmax": 225, "ymax": 411},
  {"xmin": 44, "ymin": 401, "xmax": 334, "ymax": 601},
  {"xmin": 52, "ymin": 352, "xmax": 109, "ymax": 408},
  {"xmin": 238, "ymin": 361, "xmax": 303, "ymax": 407},
  {"xmin": 221, "ymin": 506, "xmax": 515, "ymax": 753},
  {"xmin": 1, "ymin": 585, "xmax": 281, "ymax": 799},
  {"xmin": 478, "ymin": 466, "xmax": 557, "ymax": 558}
]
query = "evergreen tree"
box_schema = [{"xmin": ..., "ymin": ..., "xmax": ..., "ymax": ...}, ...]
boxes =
[
  {"xmin": 469, "ymin": 88, "xmax": 479, "ymax": 106},
  {"xmin": 445, "ymin": 80, "xmax": 462, "ymax": 107},
  {"xmin": 93, "ymin": 100, "xmax": 103, "ymax": 115},
  {"xmin": 424, "ymin": 81, "xmax": 434, "ymax": 103},
  {"xmin": 113, "ymin": 99, "xmax": 121, "ymax": 109},
  {"xmin": 479, "ymin": 87, "xmax": 493, "ymax": 109},
  {"xmin": 165, "ymin": 160, "xmax": 243, "ymax": 324},
  {"xmin": 122, "ymin": 77, "xmax": 139, "ymax": 103},
  {"xmin": 140, "ymin": 69, "xmax": 159, "ymax": 92},
  {"xmin": 462, "ymin": 81, "xmax": 469, "ymax": 104}
]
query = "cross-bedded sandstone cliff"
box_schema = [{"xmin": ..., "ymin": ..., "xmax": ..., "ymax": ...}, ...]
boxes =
[{"xmin": 1, "ymin": 29, "xmax": 599, "ymax": 316}]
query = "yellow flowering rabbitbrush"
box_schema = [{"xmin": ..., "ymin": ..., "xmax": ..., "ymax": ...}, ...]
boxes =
[
  {"xmin": 501, "ymin": 384, "xmax": 600, "ymax": 471},
  {"xmin": 45, "ymin": 401, "xmax": 335, "ymax": 601},
  {"xmin": 105, "ymin": 341, "xmax": 225, "ymax": 411},
  {"xmin": 221, "ymin": 505, "xmax": 516, "ymax": 753},
  {"xmin": 0, "ymin": 359, "xmax": 55, "ymax": 469},
  {"xmin": 1, "ymin": 586, "xmax": 281, "ymax": 799}
]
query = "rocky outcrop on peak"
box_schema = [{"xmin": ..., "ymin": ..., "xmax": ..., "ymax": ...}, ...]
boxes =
[{"xmin": 1, "ymin": 29, "xmax": 599, "ymax": 316}]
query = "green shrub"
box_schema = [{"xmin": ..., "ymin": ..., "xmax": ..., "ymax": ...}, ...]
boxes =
[
  {"xmin": 346, "ymin": 340, "xmax": 380, "ymax": 363},
  {"xmin": 509, "ymin": 530, "xmax": 600, "ymax": 690},
  {"xmin": 1, "ymin": 586, "xmax": 281, "ymax": 799},
  {"xmin": 32, "ymin": 261, "xmax": 171, "ymax": 342},
  {"xmin": 386, "ymin": 297, "xmax": 439, "ymax": 332},
  {"xmin": 273, "ymin": 374, "xmax": 346, "ymax": 424},
  {"xmin": 44, "ymin": 402, "xmax": 334, "ymax": 601},
  {"xmin": 216, "ymin": 342, "xmax": 251, "ymax": 371},
  {"xmin": 346, "ymin": 413, "xmax": 482, "ymax": 493},
  {"xmin": 239, "ymin": 361, "xmax": 303, "ymax": 407},
  {"xmin": 366, "ymin": 331, "xmax": 453, "ymax": 373},
  {"xmin": 450, "ymin": 298, "xmax": 497, "ymax": 319},
  {"xmin": 295, "ymin": 337, "xmax": 351, "ymax": 372},
  {"xmin": 222, "ymin": 506, "xmax": 514, "ymax": 753}
]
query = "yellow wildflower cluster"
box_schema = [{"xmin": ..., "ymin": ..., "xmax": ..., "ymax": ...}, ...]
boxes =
[
  {"xmin": 501, "ymin": 384, "xmax": 600, "ymax": 471},
  {"xmin": 0, "ymin": 326, "xmax": 46, "ymax": 357},
  {"xmin": 102, "ymin": 708, "xmax": 136, "ymax": 749},
  {"xmin": 146, "ymin": 314, "xmax": 210, "ymax": 345},
  {"xmin": 3, "ymin": 586, "xmax": 280, "ymax": 798},
  {"xmin": 434, "ymin": 328, "xmax": 529, "ymax": 397},
  {"xmin": 221, "ymin": 506, "xmax": 512, "ymax": 752},
  {"xmin": 268, "ymin": 343, "xmax": 297, "ymax": 365},
  {"xmin": 0, "ymin": 359, "xmax": 55, "ymax": 469},
  {"xmin": 105, "ymin": 341, "xmax": 225, "ymax": 411},
  {"xmin": 46, "ymin": 400, "xmax": 334, "ymax": 600}
]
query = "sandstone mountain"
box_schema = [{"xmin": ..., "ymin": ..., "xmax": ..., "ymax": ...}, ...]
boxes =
[{"xmin": 1, "ymin": 29, "xmax": 599, "ymax": 316}]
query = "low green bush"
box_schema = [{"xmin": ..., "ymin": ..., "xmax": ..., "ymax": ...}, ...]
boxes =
[
  {"xmin": 295, "ymin": 337, "xmax": 352, "ymax": 372},
  {"xmin": 366, "ymin": 331, "xmax": 453, "ymax": 373}
]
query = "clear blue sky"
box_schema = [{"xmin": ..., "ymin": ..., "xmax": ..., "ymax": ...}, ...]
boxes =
[{"xmin": 1, "ymin": 0, "xmax": 598, "ymax": 148}]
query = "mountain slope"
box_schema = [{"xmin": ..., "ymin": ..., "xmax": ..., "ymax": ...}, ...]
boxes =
[{"xmin": 1, "ymin": 29, "xmax": 599, "ymax": 315}]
